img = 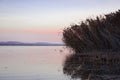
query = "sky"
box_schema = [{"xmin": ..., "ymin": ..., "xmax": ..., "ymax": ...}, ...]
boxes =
[{"xmin": 0, "ymin": 0, "xmax": 120, "ymax": 43}]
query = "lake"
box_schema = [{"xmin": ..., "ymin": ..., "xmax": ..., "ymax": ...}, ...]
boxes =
[{"xmin": 0, "ymin": 46, "xmax": 71, "ymax": 80}]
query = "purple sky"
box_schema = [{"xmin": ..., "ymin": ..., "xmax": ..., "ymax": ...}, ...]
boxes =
[{"xmin": 0, "ymin": 0, "xmax": 120, "ymax": 43}]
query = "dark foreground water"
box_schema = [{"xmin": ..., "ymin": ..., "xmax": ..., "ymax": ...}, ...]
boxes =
[{"xmin": 0, "ymin": 46, "xmax": 71, "ymax": 80}]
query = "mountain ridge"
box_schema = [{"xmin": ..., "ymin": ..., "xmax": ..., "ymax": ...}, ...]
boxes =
[{"xmin": 0, "ymin": 41, "xmax": 64, "ymax": 46}]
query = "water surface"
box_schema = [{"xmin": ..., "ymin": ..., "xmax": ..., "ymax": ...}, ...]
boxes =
[{"xmin": 0, "ymin": 46, "xmax": 71, "ymax": 80}]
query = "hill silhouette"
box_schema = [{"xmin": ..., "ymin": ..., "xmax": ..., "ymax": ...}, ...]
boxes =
[{"xmin": 0, "ymin": 41, "xmax": 64, "ymax": 46}]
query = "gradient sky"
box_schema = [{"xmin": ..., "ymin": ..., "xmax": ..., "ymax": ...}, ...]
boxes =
[{"xmin": 0, "ymin": 0, "xmax": 120, "ymax": 43}]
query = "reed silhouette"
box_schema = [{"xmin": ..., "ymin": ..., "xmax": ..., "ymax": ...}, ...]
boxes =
[
  {"xmin": 63, "ymin": 10, "xmax": 120, "ymax": 53},
  {"xmin": 63, "ymin": 10, "xmax": 120, "ymax": 80}
]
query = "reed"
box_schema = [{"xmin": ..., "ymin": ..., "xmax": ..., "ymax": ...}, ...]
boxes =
[{"xmin": 63, "ymin": 10, "xmax": 120, "ymax": 53}]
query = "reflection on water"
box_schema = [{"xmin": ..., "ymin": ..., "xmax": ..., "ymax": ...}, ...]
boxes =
[
  {"xmin": 0, "ymin": 46, "xmax": 70, "ymax": 80},
  {"xmin": 63, "ymin": 53, "xmax": 120, "ymax": 80},
  {"xmin": 63, "ymin": 54, "xmax": 85, "ymax": 79}
]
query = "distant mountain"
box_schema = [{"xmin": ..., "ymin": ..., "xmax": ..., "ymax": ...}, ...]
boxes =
[{"xmin": 0, "ymin": 41, "xmax": 64, "ymax": 46}]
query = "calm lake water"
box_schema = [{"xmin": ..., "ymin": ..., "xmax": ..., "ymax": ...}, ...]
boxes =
[{"xmin": 0, "ymin": 46, "xmax": 71, "ymax": 80}]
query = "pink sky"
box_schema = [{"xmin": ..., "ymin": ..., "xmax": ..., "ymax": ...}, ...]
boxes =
[
  {"xmin": 0, "ymin": 28, "xmax": 62, "ymax": 43},
  {"xmin": 0, "ymin": 0, "xmax": 120, "ymax": 43}
]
